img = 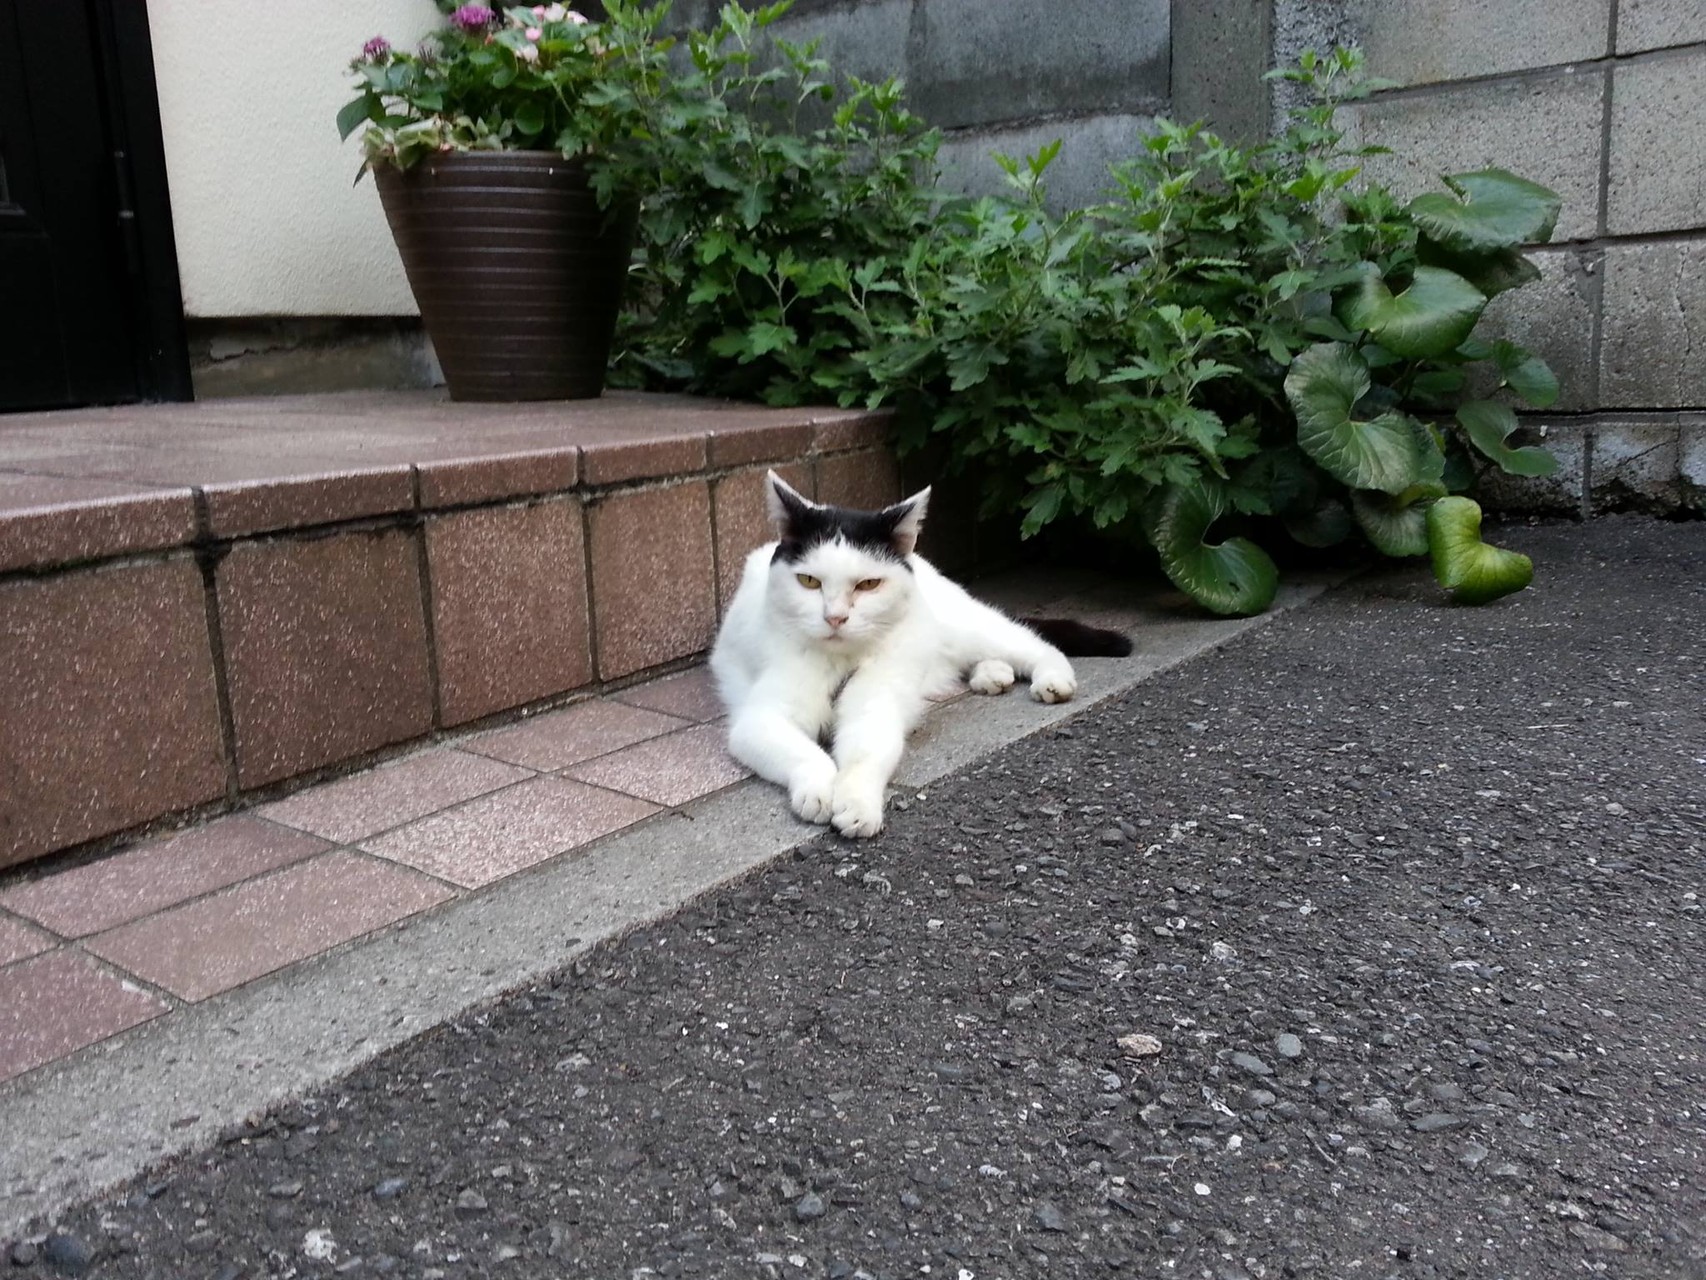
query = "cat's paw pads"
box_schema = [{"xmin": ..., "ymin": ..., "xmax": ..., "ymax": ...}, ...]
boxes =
[
  {"xmin": 789, "ymin": 767, "xmax": 837, "ymax": 825},
  {"xmin": 831, "ymin": 786, "xmax": 885, "ymax": 839},
  {"xmin": 1030, "ymin": 666, "xmax": 1077, "ymax": 704},
  {"xmin": 969, "ymin": 659, "xmax": 1016, "ymax": 695}
]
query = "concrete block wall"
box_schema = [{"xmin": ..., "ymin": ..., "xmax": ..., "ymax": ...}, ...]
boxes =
[
  {"xmin": 1178, "ymin": 0, "xmax": 1706, "ymax": 516},
  {"xmin": 667, "ymin": 0, "xmax": 1172, "ymax": 210}
]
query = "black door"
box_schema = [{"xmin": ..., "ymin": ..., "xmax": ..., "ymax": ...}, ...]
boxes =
[{"xmin": 0, "ymin": 0, "xmax": 189, "ymax": 411}]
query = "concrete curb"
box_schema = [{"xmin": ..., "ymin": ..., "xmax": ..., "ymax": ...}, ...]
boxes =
[{"xmin": 0, "ymin": 575, "xmax": 1337, "ymax": 1237}]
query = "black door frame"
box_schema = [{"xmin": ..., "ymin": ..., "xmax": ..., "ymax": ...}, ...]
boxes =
[{"xmin": 90, "ymin": 0, "xmax": 192, "ymax": 403}]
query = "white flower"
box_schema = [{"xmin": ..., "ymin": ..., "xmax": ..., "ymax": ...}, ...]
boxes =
[
  {"xmin": 543, "ymin": 3, "xmax": 568, "ymax": 20},
  {"xmin": 515, "ymin": 41, "xmax": 539, "ymax": 62},
  {"xmin": 567, "ymin": 9, "xmax": 590, "ymax": 23}
]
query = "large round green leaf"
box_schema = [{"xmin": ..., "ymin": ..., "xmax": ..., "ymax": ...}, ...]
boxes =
[
  {"xmin": 1491, "ymin": 340, "xmax": 1560, "ymax": 408},
  {"xmin": 1455, "ymin": 400, "xmax": 1560, "ymax": 477},
  {"xmin": 1351, "ymin": 483, "xmax": 1446, "ymax": 558},
  {"xmin": 1284, "ymin": 342, "xmax": 1431, "ymax": 495},
  {"xmin": 1416, "ymin": 238, "xmax": 1541, "ymax": 298},
  {"xmin": 1427, "ymin": 495, "xmax": 1533, "ymax": 605},
  {"xmin": 1341, "ymin": 266, "xmax": 1488, "ymax": 359},
  {"xmin": 1409, "ymin": 169, "xmax": 1563, "ymax": 254},
  {"xmin": 1284, "ymin": 498, "xmax": 1355, "ymax": 548},
  {"xmin": 1150, "ymin": 482, "xmax": 1279, "ymax": 618}
]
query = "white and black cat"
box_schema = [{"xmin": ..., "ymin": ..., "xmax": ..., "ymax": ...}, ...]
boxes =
[{"xmin": 711, "ymin": 471, "xmax": 1132, "ymax": 838}]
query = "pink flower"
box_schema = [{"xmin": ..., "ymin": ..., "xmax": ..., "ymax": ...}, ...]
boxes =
[
  {"xmin": 360, "ymin": 35, "xmax": 391, "ymax": 60},
  {"xmin": 567, "ymin": 10, "xmax": 589, "ymax": 24},
  {"xmin": 450, "ymin": 4, "xmax": 495, "ymax": 33},
  {"xmin": 532, "ymin": 4, "xmax": 546, "ymax": 14},
  {"xmin": 525, "ymin": 25, "xmax": 542, "ymax": 39}
]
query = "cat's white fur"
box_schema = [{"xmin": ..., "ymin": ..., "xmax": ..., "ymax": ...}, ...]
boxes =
[{"xmin": 711, "ymin": 471, "xmax": 1081, "ymax": 838}]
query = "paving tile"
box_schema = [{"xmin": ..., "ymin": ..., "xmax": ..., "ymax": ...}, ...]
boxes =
[
  {"xmin": 0, "ymin": 559, "xmax": 226, "ymax": 870},
  {"xmin": 574, "ymin": 419, "xmax": 710, "ymax": 486},
  {"xmin": 809, "ymin": 409, "xmax": 892, "ymax": 452},
  {"xmin": 612, "ymin": 667, "xmax": 726, "ymax": 724},
  {"xmin": 0, "ymin": 949, "xmax": 168, "ymax": 1084},
  {"xmin": 464, "ymin": 699, "xmax": 690, "ymax": 771},
  {"xmin": 216, "ymin": 528, "xmax": 434, "ymax": 789},
  {"xmin": 425, "ymin": 501, "xmax": 594, "ymax": 726},
  {"xmin": 0, "ymin": 915, "xmax": 55, "ymax": 967},
  {"xmin": 84, "ymin": 852, "xmax": 454, "ymax": 1003},
  {"xmin": 256, "ymin": 749, "xmax": 531, "ymax": 844},
  {"xmin": 10, "ymin": 434, "xmax": 415, "ymax": 539},
  {"xmin": 815, "ymin": 449, "xmax": 902, "ymax": 512},
  {"xmin": 360, "ymin": 776, "xmax": 659, "ymax": 889},
  {"xmin": 565, "ymin": 724, "xmax": 748, "ymax": 806},
  {"xmin": 588, "ymin": 481, "xmax": 718, "ymax": 680},
  {"xmin": 415, "ymin": 445, "xmax": 580, "ymax": 508},
  {"xmin": 0, "ymin": 816, "xmax": 330, "ymax": 938},
  {"xmin": 712, "ymin": 463, "xmax": 811, "ymax": 607},
  {"xmin": 706, "ymin": 419, "xmax": 812, "ymax": 469},
  {"xmin": 0, "ymin": 472, "xmax": 197, "ymax": 573},
  {"xmin": 200, "ymin": 466, "xmax": 416, "ymax": 539}
]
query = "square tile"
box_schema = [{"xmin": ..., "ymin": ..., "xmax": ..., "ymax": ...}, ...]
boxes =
[
  {"xmin": 465, "ymin": 698, "xmax": 689, "ymax": 771},
  {"xmin": 416, "ymin": 446, "xmax": 579, "ymax": 508},
  {"xmin": 705, "ymin": 419, "xmax": 811, "ymax": 469},
  {"xmin": 0, "ymin": 950, "xmax": 168, "ymax": 1084},
  {"xmin": 425, "ymin": 500, "xmax": 594, "ymax": 726},
  {"xmin": 815, "ymin": 449, "xmax": 902, "ymax": 512},
  {"xmin": 612, "ymin": 667, "xmax": 725, "ymax": 724},
  {"xmin": 0, "ymin": 559, "xmax": 227, "ymax": 870},
  {"xmin": 574, "ymin": 419, "xmax": 708, "ymax": 486},
  {"xmin": 84, "ymin": 852, "xmax": 454, "ymax": 1002},
  {"xmin": 361, "ymin": 776, "xmax": 658, "ymax": 889},
  {"xmin": 566, "ymin": 724, "xmax": 748, "ymax": 806},
  {"xmin": 0, "ymin": 915, "xmax": 55, "ymax": 967},
  {"xmin": 257, "ymin": 749, "xmax": 532, "ymax": 844},
  {"xmin": 216, "ymin": 529, "xmax": 434, "ymax": 788},
  {"xmin": 712, "ymin": 463, "xmax": 810, "ymax": 607},
  {"xmin": 809, "ymin": 410, "xmax": 891, "ymax": 452},
  {"xmin": 588, "ymin": 482, "xmax": 717, "ymax": 680},
  {"xmin": 0, "ymin": 816, "xmax": 330, "ymax": 938}
]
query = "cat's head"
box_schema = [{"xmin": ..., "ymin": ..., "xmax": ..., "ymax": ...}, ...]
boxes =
[{"xmin": 762, "ymin": 471, "xmax": 930, "ymax": 646}]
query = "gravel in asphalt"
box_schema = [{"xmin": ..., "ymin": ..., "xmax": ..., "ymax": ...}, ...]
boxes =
[{"xmin": 7, "ymin": 516, "xmax": 1703, "ymax": 1279}]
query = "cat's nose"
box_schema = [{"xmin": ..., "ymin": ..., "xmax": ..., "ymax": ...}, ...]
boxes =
[{"xmin": 825, "ymin": 612, "xmax": 849, "ymax": 629}]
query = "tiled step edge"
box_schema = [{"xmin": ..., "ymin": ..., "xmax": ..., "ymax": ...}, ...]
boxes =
[{"xmin": 0, "ymin": 417, "xmax": 898, "ymax": 870}]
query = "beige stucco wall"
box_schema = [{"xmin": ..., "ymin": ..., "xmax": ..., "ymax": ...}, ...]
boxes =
[{"xmin": 148, "ymin": 1, "xmax": 439, "ymax": 318}]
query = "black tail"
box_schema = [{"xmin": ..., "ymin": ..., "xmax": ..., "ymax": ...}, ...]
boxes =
[{"xmin": 1023, "ymin": 617, "xmax": 1134, "ymax": 658}]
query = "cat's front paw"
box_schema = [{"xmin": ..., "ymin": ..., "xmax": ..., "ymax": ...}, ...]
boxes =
[
  {"xmin": 1030, "ymin": 664, "xmax": 1077, "ymax": 704},
  {"xmin": 788, "ymin": 762, "xmax": 837, "ymax": 825},
  {"xmin": 969, "ymin": 659, "xmax": 1016, "ymax": 695},
  {"xmin": 830, "ymin": 779, "xmax": 885, "ymax": 839}
]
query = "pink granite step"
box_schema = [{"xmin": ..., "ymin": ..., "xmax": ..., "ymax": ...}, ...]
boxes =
[{"xmin": 0, "ymin": 391, "xmax": 897, "ymax": 870}]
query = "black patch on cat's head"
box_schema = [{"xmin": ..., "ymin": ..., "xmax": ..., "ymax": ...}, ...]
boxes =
[{"xmin": 765, "ymin": 472, "xmax": 930, "ymax": 566}]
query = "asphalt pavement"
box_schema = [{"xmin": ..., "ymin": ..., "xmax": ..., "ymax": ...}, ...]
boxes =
[{"xmin": 5, "ymin": 515, "xmax": 1703, "ymax": 1280}]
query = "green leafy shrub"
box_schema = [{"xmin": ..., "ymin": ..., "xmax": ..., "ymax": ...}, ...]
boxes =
[
  {"xmin": 608, "ymin": 2, "xmax": 944, "ymax": 399},
  {"xmin": 613, "ymin": 29, "xmax": 1560, "ymax": 614}
]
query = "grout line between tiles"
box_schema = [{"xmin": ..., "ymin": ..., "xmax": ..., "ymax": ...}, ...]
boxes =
[{"xmin": 60, "ymin": 943, "xmax": 185, "ymax": 1013}]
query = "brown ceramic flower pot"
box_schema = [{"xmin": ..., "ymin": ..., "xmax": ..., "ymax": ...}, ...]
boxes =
[{"xmin": 374, "ymin": 151, "xmax": 637, "ymax": 402}]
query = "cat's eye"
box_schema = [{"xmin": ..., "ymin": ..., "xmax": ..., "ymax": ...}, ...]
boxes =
[
  {"xmin": 795, "ymin": 573, "xmax": 821, "ymax": 589},
  {"xmin": 855, "ymin": 578, "xmax": 883, "ymax": 592}
]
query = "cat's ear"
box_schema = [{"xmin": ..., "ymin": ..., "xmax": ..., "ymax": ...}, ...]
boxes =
[
  {"xmin": 764, "ymin": 470, "xmax": 815, "ymax": 537},
  {"xmin": 885, "ymin": 487, "xmax": 931, "ymax": 557}
]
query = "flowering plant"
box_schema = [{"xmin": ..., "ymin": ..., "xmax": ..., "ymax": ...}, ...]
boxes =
[{"xmin": 337, "ymin": 1, "xmax": 672, "ymax": 186}]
